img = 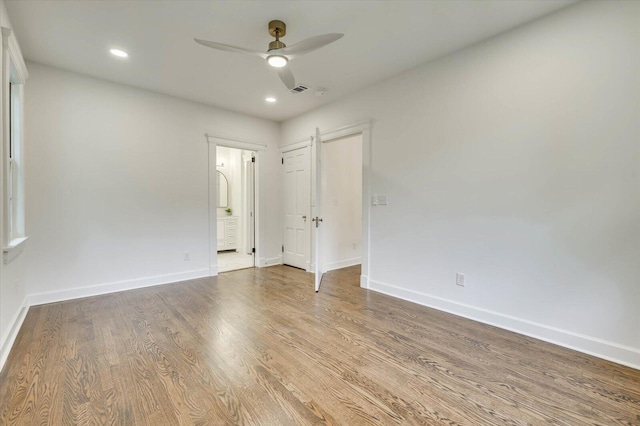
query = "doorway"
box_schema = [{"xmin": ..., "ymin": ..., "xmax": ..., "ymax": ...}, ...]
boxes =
[
  {"xmin": 216, "ymin": 145, "xmax": 256, "ymax": 272},
  {"xmin": 320, "ymin": 134, "xmax": 363, "ymax": 272}
]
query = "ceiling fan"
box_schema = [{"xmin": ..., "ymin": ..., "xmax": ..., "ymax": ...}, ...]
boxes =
[{"xmin": 195, "ymin": 20, "xmax": 343, "ymax": 90}]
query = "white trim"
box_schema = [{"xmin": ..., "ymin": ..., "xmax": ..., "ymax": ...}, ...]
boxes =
[
  {"xmin": 360, "ymin": 275, "xmax": 368, "ymax": 288},
  {"xmin": 3, "ymin": 236, "xmax": 27, "ymax": 264},
  {"xmin": 259, "ymin": 255, "xmax": 283, "ymax": 267},
  {"xmin": 321, "ymin": 121, "xmax": 371, "ymax": 142},
  {"xmin": 207, "ymin": 137, "xmax": 262, "ymax": 276},
  {"xmin": 1, "ymin": 28, "xmax": 28, "ymax": 83},
  {"xmin": 280, "ymin": 137, "xmax": 312, "ymax": 153},
  {"xmin": 369, "ymin": 279, "xmax": 640, "ymax": 370},
  {"xmin": 204, "ymin": 133, "xmax": 267, "ymax": 151},
  {"xmin": 324, "ymin": 257, "xmax": 361, "ymax": 272},
  {"xmin": 28, "ymin": 268, "xmax": 210, "ymax": 307},
  {"xmin": 0, "ymin": 296, "xmax": 28, "ymax": 373},
  {"xmin": 318, "ymin": 120, "xmax": 373, "ymax": 289}
]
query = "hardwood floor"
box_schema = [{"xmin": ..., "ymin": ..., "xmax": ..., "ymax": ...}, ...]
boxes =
[{"xmin": 1, "ymin": 265, "xmax": 639, "ymax": 425}]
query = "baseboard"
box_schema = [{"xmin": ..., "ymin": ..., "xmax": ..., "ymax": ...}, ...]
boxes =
[
  {"xmin": 325, "ymin": 257, "xmax": 361, "ymax": 272},
  {"xmin": 369, "ymin": 279, "xmax": 640, "ymax": 370},
  {"xmin": 210, "ymin": 264, "xmax": 219, "ymax": 276},
  {"xmin": 28, "ymin": 268, "xmax": 211, "ymax": 307},
  {"xmin": 259, "ymin": 255, "xmax": 282, "ymax": 267},
  {"xmin": 360, "ymin": 274, "xmax": 368, "ymax": 289},
  {"xmin": 0, "ymin": 296, "xmax": 29, "ymax": 373}
]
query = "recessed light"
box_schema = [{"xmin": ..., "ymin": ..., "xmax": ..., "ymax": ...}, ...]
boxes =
[
  {"xmin": 265, "ymin": 97, "xmax": 276, "ymax": 103},
  {"xmin": 109, "ymin": 48, "xmax": 129, "ymax": 58}
]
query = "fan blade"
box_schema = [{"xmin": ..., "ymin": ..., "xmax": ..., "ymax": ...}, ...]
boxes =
[
  {"xmin": 277, "ymin": 67, "xmax": 296, "ymax": 90},
  {"xmin": 194, "ymin": 38, "xmax": 268, "ymax": 59},
  {"xmin": 279, "ymin": 33, "xmax": 343, "ymax": 59}
]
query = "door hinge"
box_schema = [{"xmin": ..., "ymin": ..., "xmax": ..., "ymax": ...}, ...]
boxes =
[
  {"xmin": 252, "ymin": 247, "xmax": 255, "ymax": 253},
  {"xmin": 282, "ymin": 245, "xmax": 284, "ymax": 253},
  {"xmin": 281, "ymin": 158, "xmax": 284, "ymax": 165},
  {"xmin": 252, "ymin": 156, "xmax": 255, "ymax": 163}
]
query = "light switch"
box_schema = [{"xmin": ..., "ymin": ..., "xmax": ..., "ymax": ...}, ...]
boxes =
[{"xmin": 378, "ymin": 195, "xmax": 388, "ymax": 205}]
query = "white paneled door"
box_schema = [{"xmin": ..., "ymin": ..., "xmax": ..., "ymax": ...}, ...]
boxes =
[{"xmin": 283, "ymin": 147, "xmax": 310, "ymax": 270}]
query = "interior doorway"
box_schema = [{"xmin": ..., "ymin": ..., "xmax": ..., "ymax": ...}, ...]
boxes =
[
  {"xmin": 313, "ymin": 122, "xmax": 371, "ymax": 290},
  {"xmin": 216, "ymin": 145, "xmax": 256, "ymax": 272},
  {"xmin": 320, "ymin": 134, "xmax": 363, "ymax": 272}
]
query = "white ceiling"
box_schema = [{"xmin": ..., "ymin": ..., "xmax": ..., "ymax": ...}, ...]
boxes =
[{"xmin": 5, "ymin": 0, "xmax": 576, "ymax": 122}]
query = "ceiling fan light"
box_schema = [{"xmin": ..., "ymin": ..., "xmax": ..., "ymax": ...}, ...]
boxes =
[{"xmin": 267, "ymin": 55, "xmax": 288, "ymax": 68}]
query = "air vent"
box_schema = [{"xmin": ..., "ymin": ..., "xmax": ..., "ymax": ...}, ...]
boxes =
[{"xmin": 290, "ymin": 84, "xmax": 310, "ymax": 94}]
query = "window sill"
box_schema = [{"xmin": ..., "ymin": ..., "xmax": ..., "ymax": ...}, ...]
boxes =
[{"xmin": 3, "ymin": 236, "xmax": 28, "ymax": 264}]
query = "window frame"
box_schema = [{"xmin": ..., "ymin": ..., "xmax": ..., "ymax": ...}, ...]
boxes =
[{"xmin": 2, "ymin": 27, "xmax": 28, "ymax": 264}]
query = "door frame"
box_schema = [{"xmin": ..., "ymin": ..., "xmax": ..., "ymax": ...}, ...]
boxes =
[
  {"xmin": 314, "ymin": 121, "xmax": 372, "ymax": 289},
  {"xmin": 302, "ymin": 120, "xmax": 373, "ymax": 288},
  {"xmin": 205, "ymin": 134, "xmax": 265, "ymax": 276}
]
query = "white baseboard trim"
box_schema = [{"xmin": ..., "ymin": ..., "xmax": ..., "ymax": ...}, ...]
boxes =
[
  {"xmin": 325, "ymin": 257, "xmax": 361, "ymax": 272},
  {"xmin": 210, "ymin": 264, "xmax": 219, "ymax": 276},
  {"xmin": 0, "ymin": 296, "xmax": 29, "ymax": 373},
  {"xmin": 360, "ymin": 274, "xmax": 368, "ymax": 289},
  {"xmin": 259, "ymin": 256, "xmax": 282, "ymax": 267},
  {"xmin": 369, "ymin": 279, "xmax": 640, "ymax": 370},
  {"xmin": 28, "ymin": 268, "xmax": 211, "ymax": 307}
]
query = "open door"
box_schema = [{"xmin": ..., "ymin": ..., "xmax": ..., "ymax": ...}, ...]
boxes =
[
  {"xmin": 245, "ymin": 153, "xmax": 256, "ymax": 265},
  {"xmin": 313, "ymin": 128, "xmax": 324, "ymax": 292}
]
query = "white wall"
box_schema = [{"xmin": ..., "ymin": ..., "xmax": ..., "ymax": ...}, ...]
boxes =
[
  {"xmin": 23, "ymin": 62, "xmax": 281, "ymax": 302},
  {"xmin": 321, "ymin": 134, "xmax": 362, "ymax": 271},
  {"xmin": 282, "ymin": 1, "xmax": 640, "ymax": 367},
  {"xmin": 0, "ymin": 0, "xmax": 28, "ymax": 370}
]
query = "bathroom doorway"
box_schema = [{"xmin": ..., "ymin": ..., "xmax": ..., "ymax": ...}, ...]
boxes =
[{"xmin": 216, "ymin": 145, "xmax": 256, "ymax": 272}]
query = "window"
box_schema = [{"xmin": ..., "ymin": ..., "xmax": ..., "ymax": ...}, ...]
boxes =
[
  {"xmin": 8, "ymin": 80, "xmax": 23, "ymax": 241},
  {"xmin": 2, "ymin": 26, "xmax": 28, "ymax": 263}
]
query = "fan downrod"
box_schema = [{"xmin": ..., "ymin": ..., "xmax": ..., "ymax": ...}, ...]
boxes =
[{"xmin": 268, "ymin": 20, "xmax": 287, "ymax": 50}]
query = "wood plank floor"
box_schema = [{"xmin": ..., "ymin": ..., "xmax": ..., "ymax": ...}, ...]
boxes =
[{"xmin": 1, "ymin": 265, "xmax": 639, "ymax": 425}]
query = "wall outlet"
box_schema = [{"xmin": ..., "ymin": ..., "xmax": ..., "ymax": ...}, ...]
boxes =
[
  {"xmin": 184, "ymin": 252, "xmax": 191, "ymax": 261},
  {"xmin": 456, "ymin": 273, "xmax": 465, "ymax": 287},
  {"xmin": 352, "ymin": 243, "xmax": 357, "ymax": 250}
]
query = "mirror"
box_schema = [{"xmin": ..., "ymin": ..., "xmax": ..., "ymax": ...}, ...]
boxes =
[{"xmin": 217, "ymin": 171, "xmax": 229, "ymax": 207}]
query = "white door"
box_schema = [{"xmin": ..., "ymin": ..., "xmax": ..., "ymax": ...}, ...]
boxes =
[
  {"xmin": 283, "ymin": 147, "xmax": 310, "ymax": 269},
  {"xmin": 243, "ymin": 154, "xmax": 255, "ymax": 262},
  {"xmin": 313, "ymin": 128, "xmax": 325, "ymax": 292}
]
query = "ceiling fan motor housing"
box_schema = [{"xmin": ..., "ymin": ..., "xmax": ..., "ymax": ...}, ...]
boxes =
[
  {"xmin": 268, "ymin": 20, "xmax": 286, "ymax": 38},
  {"xmin": 268, "ymin": 40, "xmax": 286, "ymax": 51}
]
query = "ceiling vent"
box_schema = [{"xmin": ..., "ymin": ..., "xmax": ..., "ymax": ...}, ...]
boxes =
[{"xmin": 289, "ymin": 84, "xmax": 310, "ymax": 94}]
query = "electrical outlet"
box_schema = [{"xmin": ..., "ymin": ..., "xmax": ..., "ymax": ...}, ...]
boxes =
[
  {"xmin": 184, "ymin": 252, "xmax": 191, "ymax": 261},
  {"xmin": 377, "ymin": 195, "xmax": 388, "ymax": 205},
  {"xmin": 456, "ymin": 273, "xmax": 465, "ymax": 287},
  {"xmin": 352, "ymin": 243, "xmax": 357, "ymax": 250}
]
